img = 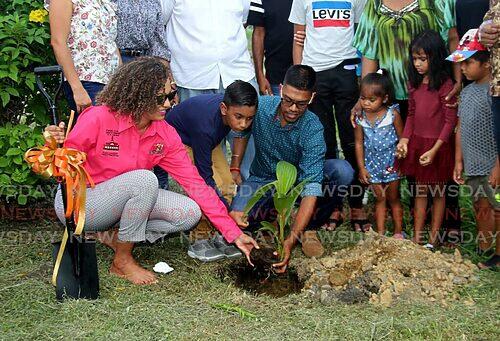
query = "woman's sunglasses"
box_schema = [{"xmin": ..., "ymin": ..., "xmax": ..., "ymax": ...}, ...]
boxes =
[{"xmin": 156, "ymin": 89, "xmax": 177, "ymax": 105}]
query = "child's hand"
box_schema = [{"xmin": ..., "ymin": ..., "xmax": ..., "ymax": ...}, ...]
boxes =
[
  {"xmin": 350, "ymin": 99, "xmax": 362, "ymax": 128},
  {"xmin": 44, "ymin": 122, "xmax": 65, "ymax": 144},
  {"xmin": 444, "ymin": 83, "xmax": 461, "ymax": 108},
  {"xmin": 229, "ymin": 211, "xmax": 249, "ymax": 229},
  {"xmin": 419, "ymin": 149, "xmax": 436, "ymax": 166},
  {"xmin": 479, "ymin": 21, "xmax": 500, "ymax": 48},
  {"xmin": 396, "ymin": 140, "xmax": 408, "ymax": 159},
  {"xmin": 294, "ymin": 30, "xmax": 306, "ymax": 47},
  {"xmin": 231, "ymin": 170, "xmax": 242, "ymax": 186},
  {"xmin": 359, "ymin": 168, "xmax": 371, "ymax": 185},
  {"xmin": 453, "ymin": 162, "xmax": 464, "ymax": 185}
]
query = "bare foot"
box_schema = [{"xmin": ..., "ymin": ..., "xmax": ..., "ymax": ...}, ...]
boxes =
[
  {"xmin": 350, "ymin": 207, "xmax": 372, "ymax": 232},
  {"xmin": 321, "ymin": 210, "xmax": 343, "ymax": 231},
  {"xmin": 110, "ymin": 257, "xmax": 158, "ymax": 285}
]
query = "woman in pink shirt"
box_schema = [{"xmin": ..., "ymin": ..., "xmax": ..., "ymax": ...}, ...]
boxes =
[{"xmin": 46, "ymin": 58, "xmax": 258, "ymax": 285}]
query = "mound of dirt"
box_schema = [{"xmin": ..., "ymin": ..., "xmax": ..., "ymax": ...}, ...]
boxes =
[{"xmin": 294, "ymin": 232, "xmax": 479, "ymax": 306}]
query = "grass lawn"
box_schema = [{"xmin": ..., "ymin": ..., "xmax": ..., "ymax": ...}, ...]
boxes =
[{"xmin": 1, "ymin": 216, "xmax": 499, "ymax": 340}]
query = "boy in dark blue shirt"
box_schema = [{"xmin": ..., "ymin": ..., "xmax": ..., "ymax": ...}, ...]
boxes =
[{"xmin": 166, "ymin": 80, "xmax": 257, "ymax": 261}]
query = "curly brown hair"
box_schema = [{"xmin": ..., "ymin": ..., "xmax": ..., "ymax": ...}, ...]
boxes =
[{"xmin": 96, "ymin": 57, "xmax": 169, "ymax": 122}]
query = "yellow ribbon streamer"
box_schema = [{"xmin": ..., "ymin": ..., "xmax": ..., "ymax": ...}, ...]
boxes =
[{"xmin": 24, "ymin": 117, "xmax": 95, "ymax": 286}]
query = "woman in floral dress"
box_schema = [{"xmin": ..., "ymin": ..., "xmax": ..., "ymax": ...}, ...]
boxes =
[{"xmin": 46, "ymin": 0, "xmax": 120, "ymax": 117}]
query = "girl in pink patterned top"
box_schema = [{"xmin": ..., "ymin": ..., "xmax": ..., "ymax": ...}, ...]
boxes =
[
  {"xmin": 396, "ymin": 30, "xmax": 458, "ymax": 248},
  {"xmin": 46, "ymin": 0, "xmax": 120, "ymax": 116}
]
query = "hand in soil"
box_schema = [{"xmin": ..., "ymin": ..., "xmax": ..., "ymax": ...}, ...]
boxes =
[
  {"xmin": 234, "ymin": 233, "xmax": 259, "ymax": 266},
  {"xmin": 250, "ymin": 247, "xmax": 278, "ymax": 271},
  {"xmin": 272, "ymin": 238, "xmax": 294, "ymax": 273}
]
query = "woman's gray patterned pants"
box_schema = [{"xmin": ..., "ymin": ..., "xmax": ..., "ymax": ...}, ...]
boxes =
[{"xmin": 54, "ymin": 170, "xmax": 201, "ymax": 242}]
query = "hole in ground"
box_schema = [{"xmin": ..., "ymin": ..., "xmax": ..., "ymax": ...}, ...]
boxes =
[{"xmin": 217, "ymin": 261, "xmax": 304, "ymax": 298}]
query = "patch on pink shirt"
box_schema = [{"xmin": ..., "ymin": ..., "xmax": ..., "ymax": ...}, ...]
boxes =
[
  {"xmin": 102, "ymin": 129, "xmax": 120, "ymax": 157},
  {"xmin": 150, "ymin": 143, "xmax": 164, "ymax": 155}
]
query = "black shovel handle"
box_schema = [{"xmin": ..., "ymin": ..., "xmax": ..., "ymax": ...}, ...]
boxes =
[
  {"xmin": 34, "ymin": 65, "xmax": 63, "ymax": 75},
  {"xmin": 34, "ymin": 65, "xmax": 81, "ymax": 276},
  {"xmin": 34, "ymin": 66, "xmax": 63, "ymax": 127}
]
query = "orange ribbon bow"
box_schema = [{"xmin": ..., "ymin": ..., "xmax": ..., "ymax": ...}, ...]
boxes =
[{"xmin": 24, "ymin": 131, "xmax": 95, "ymax": 232}]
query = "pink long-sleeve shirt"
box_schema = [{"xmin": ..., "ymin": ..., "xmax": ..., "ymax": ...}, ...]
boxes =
[
  {"xmin": 65, "ymin": 106, "xmax": 242, "ymax": 243},
  {"xmin": 402, "ymin": 79, "xmax": 458, "ymax": 142}
]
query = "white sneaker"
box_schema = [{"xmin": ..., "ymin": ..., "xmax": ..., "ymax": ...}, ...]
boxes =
[
  {"xmin": 187, "ymin": 239, "xmax": 226, "ymax": 262},
  {"xmin": 212, "ymin": 233, "xmax": 242, "ymax": 259}
]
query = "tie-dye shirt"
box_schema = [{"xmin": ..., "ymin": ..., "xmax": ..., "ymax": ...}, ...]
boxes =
[
  {"xmin": 484, "ymin": 0, "xmax": 500, "ymax": 96},
  {"xmin": 353, "ymin": 0, "xmax": 455, "ymax": 100}
]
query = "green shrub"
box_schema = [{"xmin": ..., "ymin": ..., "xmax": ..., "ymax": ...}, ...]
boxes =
[
  {"xmin": 0, "ymin": 0, "xmax": 55, "ymax": 126},
  {"xmin": 0, "ymin": 123, "xmax": 46, "ymax": 205},
  {"xmin": 0, "ymin": 0, "xmax": 60, "ymax": 206}
]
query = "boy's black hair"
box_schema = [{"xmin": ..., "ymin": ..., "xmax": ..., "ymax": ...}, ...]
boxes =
[
  {"xmin": 408, "ymin": 30, "xmax": 451, "ymax": 91},
  {"xmin": 223, "ymin": 80, "xmax": 258, "ymax": 108},
  {"xmin": 468, "ymin": 50, "xmax": 490, "ymax": 64},
  {"xmin": 360, "ymin": 69, "xmax": 396, "ymax": 105},
  {"xmin": 283, "ymin": 64, "xmax": 316, "ymax": 91}
]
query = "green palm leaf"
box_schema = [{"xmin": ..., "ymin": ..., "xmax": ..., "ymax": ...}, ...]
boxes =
[
  {"xmin": 283, "ymin": 179, "xmax": 309, "ymax": 223},
  {"xmin": 275, "ymin": 161, "xmax": 297, "ymax": 197},
  {"xmin": 243, "ymin": 181, "xmax": 276, "ymax": 215},
  {"xmin": 258, "ymin": 221, "xmax": 277, "ymax": 236}
]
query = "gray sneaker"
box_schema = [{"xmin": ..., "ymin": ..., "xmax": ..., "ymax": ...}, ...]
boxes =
[
  {"xmin": 187, "ymin": 239, "xmax": 225, "ymax": 262},
  {"xmin": 212, "ymin": 233, "xmax": 242, "ymax": 259}
]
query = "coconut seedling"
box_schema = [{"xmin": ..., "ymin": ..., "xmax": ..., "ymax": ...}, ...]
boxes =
[{"xmin": 244, "ymin": 161, "xmax": 308, "ymax": 260}]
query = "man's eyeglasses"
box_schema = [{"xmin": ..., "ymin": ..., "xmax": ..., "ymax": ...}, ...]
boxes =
[
  {"xmin": 156, "ymin": 89, "xmax": 177, "ymax": 105},
  {"xmin": 281, "ymin": 95, "xmax": 310, "ymax": 110}
]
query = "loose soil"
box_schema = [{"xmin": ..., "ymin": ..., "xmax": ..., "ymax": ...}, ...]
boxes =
[
  {"xmin": 249, "ymin": 246, "xmax": 277, "ymax": 271},
  {"xmin": 294, "ymin": 231, "xmax": 479, "ymax": 306},
  {"xmin": 219, "ymin": 246, "xmax": 304, "ymax": 298},
  {"xmin": 218, "ymin": 261, "xmax": 304, "ymax": 298}
]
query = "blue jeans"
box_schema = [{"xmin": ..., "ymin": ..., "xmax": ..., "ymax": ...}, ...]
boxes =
[
  {"xmin": 120, "ymin": 54, "xmax": 137, "ymax": 64},
  {"xmin": 230, "ymin": 159, "xmax": 354, "ymax": 230},
  {"xmin": 63, "ymin": 81, "xmax": 105, "ymax": 120},
  {"xmin": 270, "ymin": 84, "xmax": 281, "ymax": 97},
  {"xmin": 154, "ymin": 166, "xmax": 169, "ymax": 190},
  {"xmin": 177, "ymin": 82, "xmax": 225, "ymax": 102},
  {"xmin": 225, "ymin": 131, "xmax": 255, "ymax": 180},
  {"xmin": 177, "ymin": 77, "xmax": 258, "ymax": 102}
]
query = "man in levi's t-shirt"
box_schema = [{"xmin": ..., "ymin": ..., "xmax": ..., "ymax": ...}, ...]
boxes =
[{"xmin": 289, "ymin": 0, "xmax": 370, "ymax": 232}]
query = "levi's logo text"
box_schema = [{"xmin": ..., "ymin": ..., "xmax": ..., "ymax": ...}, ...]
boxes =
[{"xmin": 312, "ymin": 1, "xmax": 351, "ymax": 28}]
